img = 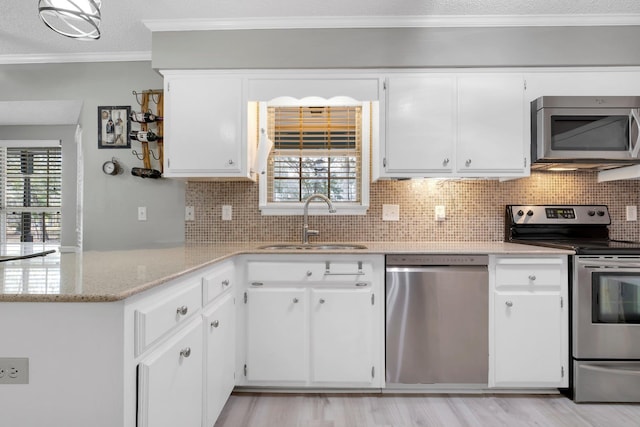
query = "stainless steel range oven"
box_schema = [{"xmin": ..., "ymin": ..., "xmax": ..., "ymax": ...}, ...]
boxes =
[
  {"xmin": 573, "ymin": 256, "xmax": 640, "ymax": 402},
  {"xmin": 505, "ymin": 204, "xmax": 640, "ymax": 402}
]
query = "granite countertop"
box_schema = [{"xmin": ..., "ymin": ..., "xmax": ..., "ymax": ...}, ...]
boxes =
[{"xmin": 0, "ymin": 241, "xmax": 573, "ymax": 302}]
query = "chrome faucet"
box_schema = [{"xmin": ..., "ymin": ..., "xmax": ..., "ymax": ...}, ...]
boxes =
[{"xmin": 302, "ymin": 194, "xmax": 336, "ymax": 244}]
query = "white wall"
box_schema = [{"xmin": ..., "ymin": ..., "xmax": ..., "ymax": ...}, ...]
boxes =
[{"xmin": 0, "ymin": 62, "xmax": 185, "ymax": 250}]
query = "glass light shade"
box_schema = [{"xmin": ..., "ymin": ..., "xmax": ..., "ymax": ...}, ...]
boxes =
[{"xmin": 38, "ymin": 0, "xmax": 102, "ymax": 40}]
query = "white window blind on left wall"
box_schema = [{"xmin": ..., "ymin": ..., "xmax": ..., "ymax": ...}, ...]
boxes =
[{"xmin": 0, "ymin": 143, "xmax": 62, "ymax": 243}]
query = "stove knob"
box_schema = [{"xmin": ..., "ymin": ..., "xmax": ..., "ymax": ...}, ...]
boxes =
[
  {"xmin": 517, "ymin": 210, "xmax": 524, "ymax": 217},
  {"xmin": 588, "ymin": 210, "xmax": 595, "ymax": 216},
  {"xmin": 526, "ymin": 210, "xmax": 534, "ymax": 216},
  {"xmin": 597, "ymin": 210, "xmax": 605, "ymax": 216}
]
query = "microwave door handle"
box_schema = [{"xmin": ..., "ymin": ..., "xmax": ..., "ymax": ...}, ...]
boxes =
[{"xmin": 629, "ymin": 108, "xmax": 640, "ymax": 158}]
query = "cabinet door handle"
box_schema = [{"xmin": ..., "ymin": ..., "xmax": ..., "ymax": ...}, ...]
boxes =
[
  {"xmin": 222, "ymin": 279, "xmax": 230, "ymax": 287},
  {"xmin": 443, "ymin": 158, "xmax": 450, "ymax": 166},
  {"xmin": 319, "ymin": 298, "xmax": 326, "ymax": 304},
  {"xmin": 465, "ymin": 159, "xmax": 472, "ymax": 167},
  {"xmin": 528, "ymin": 274, "xmax": 536, "ymax": 281},
  {"xmin": 176, "ymin": 305, "xmax": 188, "ymax": 316},
  {"xmin": 211, "ymin": 320, "xmax": 220, "ymax": 328},
  {"xmin": 505, "ymin": 301, "xmax": 513, "ymax": 307},
  {"xmin": 180, "ymin": 347, "xmax": 191, "ymax": 358},
  {"xmin": 293, "ymin": 298, "xmax": 299, "ymax": 303},
  {"xmin": 306, "ymin": 270, "xmax": 313, "ymax": 277}
]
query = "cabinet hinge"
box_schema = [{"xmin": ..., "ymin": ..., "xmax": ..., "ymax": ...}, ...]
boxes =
[
  {"xmin": 244, "ymin": 292, "xmax": 248, "ymax": 304},
  {"xmin": 167, "ymin": 82, "xmax": 170, "ymax": 92},
  {"xmin": 167, "ymin": 158, "xmax": 170, "ymax": 169},
  {"xmin": 372, "ymin": 366, "xmax": 375, "ymax": 379},
  {"xmin": 383, "ymin": 80, "xmax": 387, "ymax": 90},
  {"xmin": 244, "ymin": 364, "xmax": 247, "ymax": 377},
  {"xmin": 561, "ymin": 366, "xmax": 565, "ymax": 378},
  {"xmin": 383, "ymin": 158, "xmax": 387, "ymax": 168},
  {"xmin": 524, "ymin": 157, "xmax": 527, "ymax": 168},
  {"xmin": 560, "ymin": 296, "xmax": 563, "ymax": 309},
  {"xmin": 523, "ymin": 79, "xmax": 527, "ymax": 91},
  {"xmin": 371, "ymin": 293, "xmax": 375, "ymax": 306}
]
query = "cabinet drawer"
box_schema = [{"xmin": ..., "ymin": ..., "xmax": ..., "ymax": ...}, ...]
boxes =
[
  {"xmin": 135, "ymin": 280, "xmax": 202, "ymax": 355},
  {"xmin": 203, "ymin": 261, "xmax": 234, "ymax": 304},
  {"xmin": 495, "ymin": 258, "xmax": 564, "ymax": 287},
  {"xmin": 247, "ymin": 260, "xmax": 373, "ymax": 283}
]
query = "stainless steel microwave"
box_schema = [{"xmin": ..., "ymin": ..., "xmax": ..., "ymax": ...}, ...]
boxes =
[{"xmin": 531, "ymin": 96, "xmax": 640, "ymax": 170}]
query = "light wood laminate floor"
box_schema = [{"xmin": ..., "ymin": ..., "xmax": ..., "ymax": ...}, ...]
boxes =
[{"xmin": 214, "ymin": 393, "xmax": 640, "ymax": 427}]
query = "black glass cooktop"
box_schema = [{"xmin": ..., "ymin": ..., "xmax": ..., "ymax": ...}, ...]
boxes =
[{"xmin": 512, "ymin": 238, "xmax": 640, "ymax": 255}]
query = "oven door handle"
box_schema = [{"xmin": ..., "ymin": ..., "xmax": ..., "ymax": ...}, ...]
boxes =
[
  {"xmin": 581, "ymin": 364, "xmax": 640, "ymax": 376},
  {"xmin": 581, "ymin": 261, "xmax": 640, "ymax": 269}
]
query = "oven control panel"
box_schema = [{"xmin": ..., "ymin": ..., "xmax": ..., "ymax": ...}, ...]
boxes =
[{"xmin": 507, "ymin": 205, "xmax": 610, "ymax": 225}]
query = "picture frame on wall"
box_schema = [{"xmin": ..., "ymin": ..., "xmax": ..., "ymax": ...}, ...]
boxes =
[{"xmin": 98, "ymin": 106, "xmax": 131, "ymax": 149}]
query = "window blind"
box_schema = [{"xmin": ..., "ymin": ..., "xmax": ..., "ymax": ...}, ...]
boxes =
[
  {"xmin": 266, "ymin": 105, "xmax": 362, "ymax": 203},
  {"xmin": 0, "ymin": 146, "xmax": 62, "ymax": 243}
]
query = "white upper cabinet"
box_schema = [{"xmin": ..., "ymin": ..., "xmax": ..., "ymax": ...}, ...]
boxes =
[
  {"xmin": 457, "ymin": 75, "xmax": 526, "ymax": 174},
  {"xmin": 376, "ymin": 72, "xmax": 528, "ymax": 179},
  {"xmin": 383, "ymin": 75, "xmax": 456, "ymax": 174},
  {"xmin": 162, "ymin": 71, "xmax": 254, "ymax": 180}
]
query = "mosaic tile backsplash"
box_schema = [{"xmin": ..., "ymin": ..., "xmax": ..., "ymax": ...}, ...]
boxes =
[{"xmin": 185, "ymin": 172, "xmax": 640, "ymax": 243}]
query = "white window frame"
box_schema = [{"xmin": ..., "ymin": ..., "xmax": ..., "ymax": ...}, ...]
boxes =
[
  {"xmin": 258, "ymin": 96, "xmax": 373, "ymax": 216},
  {"xmin": 0, "ymin": 140, "xmax": 62, "ymax": 244}
]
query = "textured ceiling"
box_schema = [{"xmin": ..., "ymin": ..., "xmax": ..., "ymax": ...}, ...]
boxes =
[{"xmin": 1, "ymin": 0, "xmax": 640, "ymax": 63}]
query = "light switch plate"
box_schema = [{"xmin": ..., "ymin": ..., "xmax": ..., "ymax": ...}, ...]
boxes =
[
  {"xmin": 222, "ymin": 205, "xmax": 232, "ymax": 221},
  {"xmin": 627, "ymin": 205, "xmax": 637, "ymax": 221},
  {"xmin": 382, "ymin": 204, "xmax": 400, "ymax": 221},
  {"xmin": 435, "ymin": 205, "xmax": 446, "ymax": 221},
  {"xmin": 137, "ymin": 206, "xmax": 147, "ymax": 221}
]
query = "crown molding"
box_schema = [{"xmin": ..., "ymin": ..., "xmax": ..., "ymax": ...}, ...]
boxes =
[
  {"xmin": 143, "ymin": 14, "xmax": 640, "ymax": 32},
  {"xmin": 0, "ymin": 51, "xmax": 151, "ymax": 65}
]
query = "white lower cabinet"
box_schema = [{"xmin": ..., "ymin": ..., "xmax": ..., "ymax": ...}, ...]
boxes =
[
  {"xmin": 310, "ymin": 288, "xmax": 375, "ymax": 384},
  {"xmin": 241, "ymin": 255, "xmax": 384, "ymax": 388},
  {"xmin": 204, "ymin": 292, "xmax": 236, "ymax": 425},
  {"xmin": 137, "ymin": 318, "xmax": 203, "ymax": 427},
  {"xmin": 489, "ymin": 255, "xmax": 568, "ymax": 388}
]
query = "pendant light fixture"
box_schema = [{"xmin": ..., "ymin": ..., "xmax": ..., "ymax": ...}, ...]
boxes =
[{"xmin": 38, "ymin": 0, "xmax": 102, "ymax": 40}]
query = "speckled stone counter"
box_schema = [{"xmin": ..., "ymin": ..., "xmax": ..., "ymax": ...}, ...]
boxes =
[{"xmin": 0, "ymin": 242, "xmax": 572, "ymax": 302}]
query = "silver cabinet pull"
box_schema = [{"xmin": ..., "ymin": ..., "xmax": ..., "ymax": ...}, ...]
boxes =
[
  {"xmin": 306, "ymin": 270, "xmax": 313, "ymax": 277},
  {"xmin": 180, "ymin": 347, "xmax": 191, "ymax": 358},
  {"xmin": 443, "ymin": 158, "xmax": 450, "ymax": 165},
  {"xmin": 228, "ymin": 159, "xmax": 234, "ymax": 165},
  {"xmin": 222, "ymin": 279, "xmax": 230, "ymax": 287},
  {"xmin": 528, "ymin": 274, "xmax": 536, "ymax": 281},
  {"xmin": 211, "ymin": 320, "xmax": 220, "ymax": 328},
  {"xmin": 465, "ymin": 159, "xmax": 472, "ymax": 167},
  {"xmin": 176, "ymin": 305, "xmax": 188, "ymax": 316},
  {"xmin": 505, "ymin": 301, "xmax": 513, "ymax": 307},
  {"xmin": 293, "ymin": 298, "xmax": 299, "ymax": 303},
  {"xmin": 319, "ymin": 298, "xmax": 326, "ymax": 304}
]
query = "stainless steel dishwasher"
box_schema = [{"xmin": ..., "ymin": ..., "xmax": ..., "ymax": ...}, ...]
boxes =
[{"xmin": 386, "ymin": 254, "xmax": 489, "ymax": 386}]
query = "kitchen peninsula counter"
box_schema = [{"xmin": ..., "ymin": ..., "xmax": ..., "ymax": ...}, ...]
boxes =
[{"xmin": 0, "ymin": 242, "xmax": 572, "ymax": 302}]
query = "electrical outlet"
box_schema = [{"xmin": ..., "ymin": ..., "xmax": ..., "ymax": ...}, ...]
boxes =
[
  {"xmin": 627, "ymin": 205, "xmax": 637, "ymax": 221},
  {"xmin": 382, "ymin": 204, "xmax": 400, "ymax": 221},
  {"xmin": 0, "ymin": 358, "xmax": 28, "ymax": 384},
  {"xmin": 435, "ymin": 205, "xmax": 446, "ymax": 221},
  {"xmin": 222, "ymin": 205, "xmax": 232, "ymax": 221},
  {"xmin": 138, "ymin": 206, "xmax": 147, "ymax": 221},
  {"xmin": 185, "ymin": 206, "xmax": 195, "ymax": 221}
]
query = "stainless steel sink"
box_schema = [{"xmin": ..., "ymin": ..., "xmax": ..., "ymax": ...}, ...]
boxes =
[{"xmin": 258, "ymin": 243, "xmax": 367, "ymax": 250}]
